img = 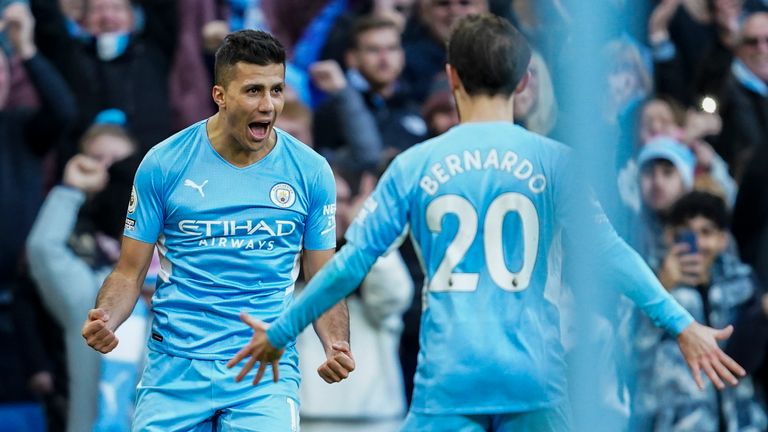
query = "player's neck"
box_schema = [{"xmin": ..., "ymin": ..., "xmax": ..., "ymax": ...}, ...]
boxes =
[
  {"xmin": 456, "ymin": 92, "xmax": 515, "ymax": 123},
  {"xmin": 207, "ymin": 113, "xmax": 276, "ymax": 167}
]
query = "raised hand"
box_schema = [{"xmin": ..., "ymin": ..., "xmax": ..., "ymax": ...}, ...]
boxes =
[
  {"xmin": 649, "ymin": 0, "xmax": 681, "ymax": 43},
  {"xmin": 1, "ymin": 2, "xmax": 37, "ymax": 59},
  {"xmin": 317, "ymin": 341, "xmax": 355, "ymax": 383},
  {"xmin": 82, "ymin": 308, "xmax": 119, "ymax": 353},
  {"xmin": 63, "ymin": 154, "xmax": 109, "ymax": 193},
  {"xmin": 309, "ymin": 60, "xmax": 348, "ymax": 94},
  {"xmin": 677, "ymin": 321, "xmax": 745, "ymax": 390},
  {"xmin": 227, "ymin": 312, "xmax": 285, "ymax": 385}
]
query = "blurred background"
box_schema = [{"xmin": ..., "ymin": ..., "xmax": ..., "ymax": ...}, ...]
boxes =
[{"xmin": 2, "ymin": 0, "xmax": 768, "ymax": 431}]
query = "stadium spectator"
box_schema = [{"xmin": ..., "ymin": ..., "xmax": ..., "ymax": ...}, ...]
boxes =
[
  {"xmin": 618, "ymin": 97, "xmax": 736, "ymax": 210},
  {"xmin": 731, "ymin": 144, "xmax": 768, "ymax": 285},
  {"xmin": 402, "ymin": 0, "xmax": 488, "ymax": 102},
  {"xmin": 298, "ymin": 171, "xmax": 411, "ymax": 432},
  {"xmin": 26, "ymin": 125, "xmax": 142, "ymax": 432},
  {"xmin": 29, "ymin": 0, "xmax": 177, "ymax": 158},
  {"xmin": 633, "ymin": 137, "xmax": 697, "ymax": 268},
  {"xmin": 312, "ymin": 15, "xmax": 426, "ymax": 173},
  {"xmin": 0, "ymin": 3, "xmax": 75, "ymax": 429},
  {"xmin": 712, "ymin": 11, "xmax": 768, "ymax": 182},
  {"xmin": 604, "ymin": 38, "xmax": 652, "ymax": 127},
  {"xmin": 169, "ymin": 0, "xmax": 217, "ymax": 130},
  {"xmin": 514, "ymin": 50, "xmax": 558, "ymax": 136},
  {"xmin": 648, "ymin": 0, "xmax": 744, "ymax": 106},
  {"xmin": 633, "ymin": 191, "xmax": 767, "ymax": 431},
  {"xmin": 276, "ymin": 98, "xmax": 315, "ymax": 147},
  {"xmin": 320, "ymin": 0, "xmax": 417, "ymax": 69},
  {"xmin": 421, "ymin": 87, "xmax": 458, "ymax": 137}
]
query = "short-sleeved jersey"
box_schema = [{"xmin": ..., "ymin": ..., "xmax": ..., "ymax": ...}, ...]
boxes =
[
  {"xmin": 125, "ymin": 120, "xmax": 336, "ymax": 360},
  {"xmin": 345, "ymin": 122, "xmax": 569, "ymax": 413}
]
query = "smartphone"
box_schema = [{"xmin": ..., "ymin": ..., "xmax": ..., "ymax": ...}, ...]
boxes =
[{"xmin": 675, "ymin": 230, "xmax": 698, "ymax": 254}]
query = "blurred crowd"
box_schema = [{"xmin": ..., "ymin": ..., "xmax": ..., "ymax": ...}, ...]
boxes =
[{"xmin": 1, "ymin": 0, "xmax": 768, "ymax": 431}]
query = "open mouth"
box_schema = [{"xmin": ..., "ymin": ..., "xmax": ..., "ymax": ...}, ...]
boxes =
[{"xmin": 248, "ymin": 121, "xmax": 271, "ymax": 141}]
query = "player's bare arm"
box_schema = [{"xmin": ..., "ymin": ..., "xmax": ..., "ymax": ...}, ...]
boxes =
[
  {"xmin": 82, "ymin": 237, "xmax": 154, "ymax": 353},
  {"xmin": 303, "ymin": 248, "xmax": 355, "ymax": 384}
]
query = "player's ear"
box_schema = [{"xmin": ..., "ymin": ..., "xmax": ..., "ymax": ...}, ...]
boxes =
[
  {"xmin": 212, "ymin": 84, "xmax": 226, "ymax": 109},
  {"xmin": 514, "ymin": 70, "xmax": 531, "ymax": 95},
  {"xmin": 446, "ymin": 63, "xmax": 461, "ymax": 91}
]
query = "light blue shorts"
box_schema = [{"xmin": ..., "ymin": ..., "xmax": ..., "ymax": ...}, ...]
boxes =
[
  {"xmin": 400, "ymin": 403, "xmax": 572, "ymax": 432},
  {"xmin": 133, "ymin": 349, "xmax": 301, "ymax": 432}
]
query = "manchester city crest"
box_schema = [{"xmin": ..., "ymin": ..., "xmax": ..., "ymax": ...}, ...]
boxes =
[
  {"xmin": 270, "ymin": 183, "xmax": 296, "ymax": 208},
  {"xmin": 128, "ymin": 185, "xmax": 137, "ymax": 213}
]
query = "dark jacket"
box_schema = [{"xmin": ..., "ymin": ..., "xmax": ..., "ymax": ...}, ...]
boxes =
[
  {"xmin": 715, "ymin": 71, "xmax": 768, "ymax": 181},
  {"xmin": 31, "ymin": 0, "xmax": 177, "ymax": 159},
  {"xmin": 0, "ymin": 52, "xmax": 75, "ymax": 403},
  {"xmin": 314, "ymin": 84, "xmax": 427, "ymax": 172}
]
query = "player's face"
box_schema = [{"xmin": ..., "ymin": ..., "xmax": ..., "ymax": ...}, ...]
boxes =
[
  {"xmin": 737, "ymin": 14, "xmax": 768, "ymax": 82},
  {"xmin": 640, "ymin": 160, "xmax": 686, "ymax": 213},
  {"xmin": 0, "ymin": 50, "xmax": 9, "ymax": 110},
  {"xmin": 218, "ymin": 62, "xmax": 285, "ymax": 152},
  {"xmin": 85, "ymin": 0, "xmax": 133, "ymax": 35},
  {"xmin": 640, "ymin": 100, "xmax": 680, "ymax": 143},
  {"xmin": 350, "ymin": 28, "xmax": 404, "ymax": 89},
  {"xmin": 422, "ymin": 0, "xmax": 488, "ymax": 42},
  {"xmin": 671, "ymin": 216, "xmax": 727, "ymax": 268},
  {"xmin": 83, "ymin": 133, "xmax": 135, "ymax": 168}
]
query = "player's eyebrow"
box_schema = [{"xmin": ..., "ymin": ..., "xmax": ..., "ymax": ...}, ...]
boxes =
[{"xmin": 244, "ymin": 83, "xmax": 265, "ymax": 90}]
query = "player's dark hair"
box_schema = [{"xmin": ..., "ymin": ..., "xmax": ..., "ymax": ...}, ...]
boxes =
[
  {"xmin": 349, "ymin": 15, "xmax": 400, "ymax": 49},
  {"xmin": 214, "ymin": 30, "xmax": 286, "ymax": 86},
  {"xmin": 447, "ymin": 14, "xmax": 531, "ymax": 97},
  {"xmin": 666, "ymin": 191, "xmax": 729, "ymax": 230}
]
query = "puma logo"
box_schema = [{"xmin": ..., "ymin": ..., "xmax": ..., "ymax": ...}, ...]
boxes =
[{"xmin": 184, "ymin": 179, "xmax": 208, "ymax": 198}]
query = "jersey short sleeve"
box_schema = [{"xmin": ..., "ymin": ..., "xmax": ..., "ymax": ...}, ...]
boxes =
[
  {"xmin": 124, "ymin": 150, "xmax": 165, "ymax": 244},
  {"xmin": 303, "ymin": 161, "xmax": 337, "ymax": 251},
  {"xmin": 344, "ymin": 156, "xmax": 411, "ymax": 256}
]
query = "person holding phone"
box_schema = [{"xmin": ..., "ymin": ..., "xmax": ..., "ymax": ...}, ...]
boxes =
[
  {"xmin": 657, "ymin": 226, "xmax": 709, "ymax": 290},
  {"xmin": 633, "ymin": 191, "xmax": 767, "ymax": 431}
]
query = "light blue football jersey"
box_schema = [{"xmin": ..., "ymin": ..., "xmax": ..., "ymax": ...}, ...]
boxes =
[
  {"xmin": 125, "ymin": 120, "xmax": 336, "ymax": 362},
  {"xmin": 353, "ymin": 122, "xmax": 574, "ymax": 414},
  {"xmin": 267, "ymin": 121, "xmax": 693, "ymax": 415}
]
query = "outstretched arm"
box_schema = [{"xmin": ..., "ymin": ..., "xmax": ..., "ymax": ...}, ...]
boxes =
[
  {"xmin": 227, "ymin": 242, "xmax": 379, "ymax": 384},
  {"xmin": 228, "ymin": 157, "xmax": 412, "ymax": 384},
  {"xmin": 556, "ymin": 152, "xmax": 744, "ymax": 390}
]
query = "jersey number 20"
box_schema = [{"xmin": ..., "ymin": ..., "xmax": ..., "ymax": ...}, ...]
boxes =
[{"xmin": 426, "ymin": 192, "xmax": 539, "ymax": 292}]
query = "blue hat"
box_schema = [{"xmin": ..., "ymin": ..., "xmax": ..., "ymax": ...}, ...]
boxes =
[
  {"xmin": 637, "ymin": 136, "xmax": 696, "ymax": 189},
  {"xmin": 94, "ymin": 108, "xmax": 127, "ymax": 126}
]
